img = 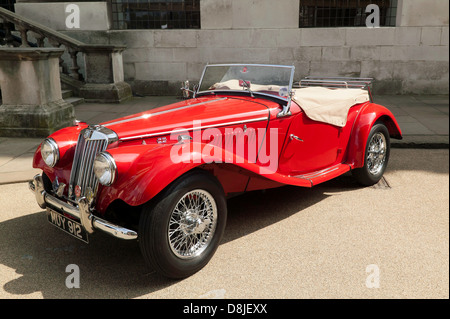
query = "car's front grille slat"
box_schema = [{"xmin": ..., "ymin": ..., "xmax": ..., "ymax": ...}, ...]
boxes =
[
  {"xmin": 69, "ymin": 126, "xmax": 116, "ymax": 202},
  {"xmin": 80, "ymin": 140, "xmax": 95, "ymax": 192},
  {"xmin": 83, "ymin": 140, "xmax": 95, "ymax": 192}
]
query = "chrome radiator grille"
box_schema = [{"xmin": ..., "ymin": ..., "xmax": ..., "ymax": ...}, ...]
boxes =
[{"xmin": 68, "ymin": 126, "xmax": 118, "ymax": 201}]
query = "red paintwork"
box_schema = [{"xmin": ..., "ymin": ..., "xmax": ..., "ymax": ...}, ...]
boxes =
[
  {"xmin": 102, "ymin": 97, "xmax": 270, "ymax": 141},
  {"xmin": 32, "ymin": 93, "xmax": 402, "ymax": 215},
  {"xmin": 32, "ymin": 123, "xmax": 87, "ymax": 189},
  {"xmin": 345, "ymin": 102, "xmax": 402, "ymax": 168}
]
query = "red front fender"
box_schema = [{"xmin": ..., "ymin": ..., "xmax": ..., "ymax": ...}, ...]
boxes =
[
  {"xmin": 95, "ymin": 142, "xmax": 262, "ymax": 213},
  {"xmin": 346, "ymin": 103, "xmax": 402, "ymax": 169},
  {"xmin": 95, "ymin": 140, "xmax": 313, "ymax": 214}
]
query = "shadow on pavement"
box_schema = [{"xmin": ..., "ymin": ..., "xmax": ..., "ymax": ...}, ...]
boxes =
[
  {"xmin": 0, "ymin": 174, "xmax": 361, "ymax": 298},
  {"xmin": 1, "ymin": 148, "xmax": 447, "ymax": 298},
  {"xmin": 0, "ymin": 210, "xmax": 171, "ymax": 298},
  {"xmin": 223, "ymin": 180, "xmax": 359, "ymax": 244}
]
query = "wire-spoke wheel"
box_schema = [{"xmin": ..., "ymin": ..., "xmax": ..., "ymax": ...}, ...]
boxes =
[
  {"xmin": 367, "ymin": 132, "xmax": 387, "ymax": 176},
  {"xmin": 352, "ymin": 123, "xmax": 391, "ymax": 186},
  {"xmin": 168, "ymin": 189, "xmax": 218, "ymax": 259},
  {"xmin": 139, "ymin": 170, "xmax": 227, "ymax": 279}
]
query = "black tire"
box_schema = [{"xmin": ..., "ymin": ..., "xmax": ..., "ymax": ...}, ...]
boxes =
[
  {"xmin": 139, "ymin": 170, "xmax": 227, "ymax": 279},
  {"xmin": 352, "ymin": 123, "xmax": 391, "ymax": 186}
]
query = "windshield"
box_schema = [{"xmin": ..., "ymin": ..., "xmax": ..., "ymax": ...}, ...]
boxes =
[{"xmin": 197, "ymin": 64, "xmax": 295, "ymax": 102}]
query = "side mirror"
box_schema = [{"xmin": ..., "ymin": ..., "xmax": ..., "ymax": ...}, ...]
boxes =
[
  {"xmin": 181, "ymin": 80, "xmax": 191, "ymax": 99},
  {"xmin": 181, "ymin": 80, "xmax": 190, "ymax": 99},
  {"xmin": 181, "ymin": 81, "xmax": 199, "ymax": 99}
]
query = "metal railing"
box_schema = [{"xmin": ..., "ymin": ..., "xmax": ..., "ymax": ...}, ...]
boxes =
[
  {"xmin": 299, "ymin": 76, "xmax": 374, "ymax": 102},
  {"xmin": 300, "ymin": 76, "xmax": 373, "ymax": 90}
]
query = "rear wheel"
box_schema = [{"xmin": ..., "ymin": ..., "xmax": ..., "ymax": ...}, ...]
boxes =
[
  {"xmin": 139, "ymin": 171, "xmax": 227, "ymax": 279},
  {"xmin": 352, "ymin": 123, "xmax": 390, "ymax": 186}
]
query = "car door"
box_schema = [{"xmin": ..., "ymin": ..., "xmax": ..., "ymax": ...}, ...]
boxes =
[{"xmin": 278, "ymin": 110, "xmax": 342, "ymax": 175}]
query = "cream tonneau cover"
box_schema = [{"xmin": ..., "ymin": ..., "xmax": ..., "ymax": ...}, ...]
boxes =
[{"xmin": 292, "ymin": 87, "xmax": 370, "ymax": 127}]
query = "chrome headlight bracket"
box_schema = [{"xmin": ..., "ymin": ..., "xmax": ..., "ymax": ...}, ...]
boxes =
[
  {"xmin": 93, "ymin": 152, "xmax": 117, "ymax": 186},
  {"xmin": 41, "ymin": 138, "xmax": 60, "ymax": 167}
]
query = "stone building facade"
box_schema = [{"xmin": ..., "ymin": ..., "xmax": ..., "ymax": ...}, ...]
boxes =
[{"xmin": 8, "ymin": 0, "xmax": 450, "ymax": 95}]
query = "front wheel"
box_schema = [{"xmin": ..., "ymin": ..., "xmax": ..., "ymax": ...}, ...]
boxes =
[
  {"xmin": 139, "ymin": 171, "xmax": 227, "ymax": 279},
  {"xmin": 352, "ymin": 123, "xmax": 391, "ymax": 186}
]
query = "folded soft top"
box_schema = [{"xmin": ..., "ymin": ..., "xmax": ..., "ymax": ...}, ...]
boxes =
[{"xmin": 292, "ymin": 87, "xmax": 370, "ymax": 127}]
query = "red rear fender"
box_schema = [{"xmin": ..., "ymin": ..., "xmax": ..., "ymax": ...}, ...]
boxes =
[{"xmin": 346, "ymin": 103, "xmax": 402, "ymax": 168}]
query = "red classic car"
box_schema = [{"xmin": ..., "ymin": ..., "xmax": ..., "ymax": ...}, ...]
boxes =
[{"xmin": 29, "ymin": 64, "xmax": 402, "ymax": 278}]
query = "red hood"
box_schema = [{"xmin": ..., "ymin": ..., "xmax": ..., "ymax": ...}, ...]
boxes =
[{"xmin": 100, "ymin": 96, "xmax": 272, "ymax": 141}]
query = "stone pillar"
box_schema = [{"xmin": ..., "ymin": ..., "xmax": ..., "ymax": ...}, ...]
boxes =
[
  {"xmin": 0, "ymin": 47, "xmax": 75, "ymax": 137},
  {"xmin": 78, "ymin": 45, "xmax": 132, "ymax": 103}
]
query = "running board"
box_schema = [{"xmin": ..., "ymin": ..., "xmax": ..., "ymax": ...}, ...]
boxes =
[
  {"xmin": 222, "ymin": 161, "xmax": 351, "ymax": 189},
  {"xmin": 292, "ymin": 163, "xmax": 351, "ymax": 187}
]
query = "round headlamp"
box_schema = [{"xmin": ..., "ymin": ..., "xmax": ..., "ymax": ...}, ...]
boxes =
[
  {"xmin": 41, "ymin": 138, "xmax": 59, "ymax": 167},
  {"xmin": 93, "ymin": 152, "xmax": 117, "ymax": 186}
]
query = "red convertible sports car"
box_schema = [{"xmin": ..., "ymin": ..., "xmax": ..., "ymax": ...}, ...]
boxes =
[{"xmin": 29, "ymin": 64, "xmax": 402, "ymax": 278}]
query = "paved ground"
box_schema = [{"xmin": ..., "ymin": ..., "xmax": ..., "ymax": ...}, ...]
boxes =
[
  {"xmin": 0, "ymin": 94, "xmax": 448, "ymax": 300},
  {"xmin": 0, "ymin": 148, "xmax": 448, "ymax": 299},
  {"xmin": 0, "ymin": 94, "xmax": 448, "ymax": 185}
]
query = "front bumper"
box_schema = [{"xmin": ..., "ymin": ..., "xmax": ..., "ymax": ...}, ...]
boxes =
[{"xmin": 29, "ymin": 174, "xmax": 138, "ymax": 240}]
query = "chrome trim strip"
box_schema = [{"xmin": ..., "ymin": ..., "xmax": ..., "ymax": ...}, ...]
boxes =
[
  {"xmin": 296, "ymin": 164, "xmax": 342, "ymax": 180},
  {"xmin": 92, "ymin": 216, "xmax": 139, "ymax": 239},
  {"xmin": 103, "ymin": 98, "xmax": 227, "ymax": 127},
  {"xmin": 119, "ymin": 116, "xmax": 269, "ymax": 141}
]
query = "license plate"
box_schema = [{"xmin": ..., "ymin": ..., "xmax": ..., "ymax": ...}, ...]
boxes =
[{"xmin": 47, "ymin": 208, "xmax": 89, "ymax": 243}]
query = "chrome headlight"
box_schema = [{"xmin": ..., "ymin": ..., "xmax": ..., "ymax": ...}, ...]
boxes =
[
  {"xmin": 41, "ymin": 138, "xmax": 59, "ymax": 167},
  {"xmin": 93, "ymin": 152, "xmax": 117, "ymax": 186}
]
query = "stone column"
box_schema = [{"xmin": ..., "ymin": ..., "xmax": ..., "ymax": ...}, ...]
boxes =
[
  {"xmin": 0, "ymin": 47, "xmax": 75, "ymax": 137},
  {"xmin": 78, "ymin": 45, "xmax": 132, "ymax": 103}
]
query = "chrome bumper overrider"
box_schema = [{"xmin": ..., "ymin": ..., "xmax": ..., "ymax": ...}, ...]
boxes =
[{"xmin": 29, "ymin": 174, "xmax": 138, "ymax": 240}]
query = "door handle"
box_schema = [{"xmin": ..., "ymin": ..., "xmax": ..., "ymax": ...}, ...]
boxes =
[{"xmin": 290, "ymin": 134, "xmax": 304, "ymax": 142}]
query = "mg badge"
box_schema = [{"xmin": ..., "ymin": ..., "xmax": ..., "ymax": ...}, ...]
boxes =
[
  {"xmin": 74, "ymin": 185, "xmax": 81, "ymax": 198},
  {"xmin": 84, "ymin": 130, "xmax": 92, "ymax": 140}
]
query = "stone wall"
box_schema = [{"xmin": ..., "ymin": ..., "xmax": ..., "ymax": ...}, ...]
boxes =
[
  {"xmin": 397, "ymin": 0, "xmax": 449, "ymax": 27},
  {"xmin": 61, "ymin": 25, "xmax": 449, "ymax": 95},
  {"xmin": 14, "ymin": 0, "xmax": 450, "ymax": 95},
  {"xmin": 15, "ymin": 1, "xmax": 111, "ymax": 31}
]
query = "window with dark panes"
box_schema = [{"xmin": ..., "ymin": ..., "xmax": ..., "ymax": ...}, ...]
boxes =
[
  {"xmin": 299, "ymin": 0, "xmax": 397, "ymax": 27},
  {"xmin": 111, "ymin": 0, "xmax": 200, "ymax": 30},
  {"xmin": 0, "ymin": 0, "xmax": 15, "ymax": 12}
]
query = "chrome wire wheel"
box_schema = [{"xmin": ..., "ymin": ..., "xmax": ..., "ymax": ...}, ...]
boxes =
[
  {"xmin": 366, "ymin": 132, "xmax": 387, "ymax": 176},
  {"xmin": 352, "ymin": 123, "xmax": 390, "ymax": 186},
  {"xmin": 168, "ymin": 189, "xmax": 218, "ymax": 259},
  {"xmin": 139, "ymin": 171, "xmax": 227, "ymax": 278}
]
